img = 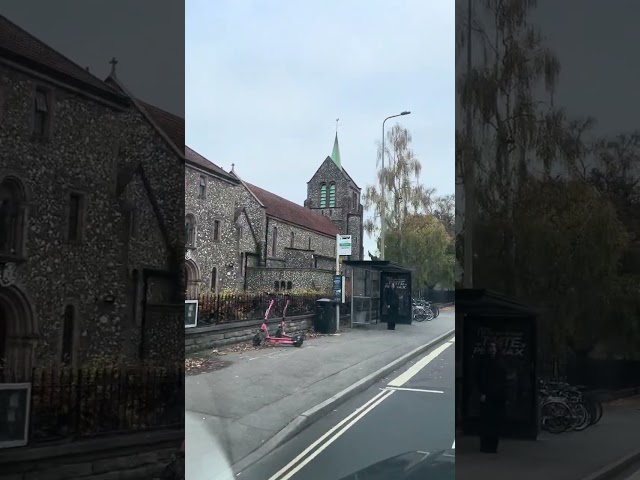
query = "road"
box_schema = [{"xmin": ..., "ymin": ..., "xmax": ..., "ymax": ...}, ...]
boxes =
[{"xmin": 236, "ymin": 334, "xmax": 455, "ymax": 480}]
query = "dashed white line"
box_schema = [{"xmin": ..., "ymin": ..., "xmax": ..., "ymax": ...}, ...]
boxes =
[{"xmin": 382, "ymin": 387, "xmax": 444, "ymax": 394}]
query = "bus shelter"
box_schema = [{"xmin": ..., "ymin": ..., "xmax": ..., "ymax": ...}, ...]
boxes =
[
  {"xmin": 456, "ymin": 288, "xmax": 539, "ymax": 440},
  {"xmin": 343, "ymin": 260, "xmax": 413, "ymax": 327}
]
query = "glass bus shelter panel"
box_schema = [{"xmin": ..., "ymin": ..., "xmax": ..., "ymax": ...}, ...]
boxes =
[
  {"xmin": 353, "ymin": 268, "xmax": 367, "ymax": 297},
  {"xmin": 352, "ymin": 296, "xmax": 372, "ymax": 324}
]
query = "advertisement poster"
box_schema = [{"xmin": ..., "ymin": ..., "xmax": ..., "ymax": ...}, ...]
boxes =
[
  {"xmin": 332, "ymin": 275, "xmax": 342, "ymax": 303},
  {"xmin": 381, "ymin": 273, "xmax": 411, "ymax": 321},
  {"xmin": 465, "ymin": 317, "xmax": 535, "ymax": 426}
]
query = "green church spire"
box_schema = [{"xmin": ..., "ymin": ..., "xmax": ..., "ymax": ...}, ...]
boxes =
[{"xmin": 331, "ymin": 132, "xmax": 342, "ymax": 169}]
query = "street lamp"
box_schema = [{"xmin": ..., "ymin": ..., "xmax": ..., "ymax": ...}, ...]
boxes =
[{"xmin": 380, "ymin": 110, "xmax": 411, "ymax": 261}]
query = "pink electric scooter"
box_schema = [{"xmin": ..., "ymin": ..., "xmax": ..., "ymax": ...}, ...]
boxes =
[{"xmin": 252, "ymin": 295, "xmax": 304, "ymax": 348}]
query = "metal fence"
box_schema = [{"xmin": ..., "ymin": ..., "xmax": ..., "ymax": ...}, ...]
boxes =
[
  {"xmin": 414, "ymin": 289, "xmax": 455, "ymax": 305},
  {"xmin": 196, "ymin": 292, "xmax": 351, "ymax": 325},
  {"xmin": 2, "ymin": 366, "xmax": 184, "ymax": 444}
]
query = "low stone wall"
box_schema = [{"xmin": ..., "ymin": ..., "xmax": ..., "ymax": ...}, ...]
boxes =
[
  {"xmin": 0, "ymin": 429, "xmax": 182, "ymax": 480},
  {"xmin": 185, "ymin": 313, "xmax": 351, "ymax": 353},
  {"xmin": 185, "ymin": 314, "xmax": 314, "ymax": 353}
]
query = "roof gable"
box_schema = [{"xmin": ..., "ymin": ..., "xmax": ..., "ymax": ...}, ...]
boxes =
[
  {"xmin": 105, "ymin": 75, "xmax": 185, "ymax": 161},
  {"xmin": 185, "ymin": 146, "xmax": 238, "ymax": 183},
  {"xmin": 307, "ymin": 156, "xmax": 360, "ymax": 191},
  {"xmin": 0, "ymin": 15, "xmax": 125, "ymax": 103},
  {"xmin": 244, "ymin": 182, "xmax": 339, "ymax": 237},
  {"xmin": 116, "ymin": 163, "xmax": 172, "ymax": 254}
]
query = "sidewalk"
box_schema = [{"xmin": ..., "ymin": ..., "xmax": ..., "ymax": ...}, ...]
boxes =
[
  {"xmin": 456, "ymin": 396, "xmax": 640, "ymax": 480},
  {"xmin": 185, "ymin": 311, "xmax": 454, "ymax": 469}
]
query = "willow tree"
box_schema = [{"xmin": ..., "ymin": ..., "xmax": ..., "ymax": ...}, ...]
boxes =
[
  {"xmin": 457, "ymin": 0, "xmax": 564, "ymax": 296},
  {"xmin": 363, "ymin": 124, "xmax": 433, "ymax": 257}
]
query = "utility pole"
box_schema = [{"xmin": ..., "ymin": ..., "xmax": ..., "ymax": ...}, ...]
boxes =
[{"xmin": 463, "ymin": 0, "xmax": 474, "ymax": 288}]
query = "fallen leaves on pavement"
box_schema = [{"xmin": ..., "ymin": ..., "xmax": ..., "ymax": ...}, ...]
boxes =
[
  {"xmin": 184, "ymin": 356, "xmax": 232, "ymax": 376},
  {"xmin": 185, "ymin": 328, "xmax": 346, "ymax": 374}
]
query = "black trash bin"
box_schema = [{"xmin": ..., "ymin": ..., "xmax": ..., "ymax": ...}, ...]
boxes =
[{"xmin": 315, "ymin": 298, "xmax": 338, "ymax": 334}]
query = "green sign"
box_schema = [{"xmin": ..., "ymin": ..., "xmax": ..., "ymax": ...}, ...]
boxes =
[
  {"xmin": 185, "ymin": 300, "xmax": 198, "ymax": 328},
  {"xmin": 337, "ymin": 235, "xmax": 352, "ymax": 256}
]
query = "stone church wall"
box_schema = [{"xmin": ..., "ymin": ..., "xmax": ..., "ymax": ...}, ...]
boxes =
[{"xmin": 1, "ymin": 64, "xmax": 184, "ymax": 369}]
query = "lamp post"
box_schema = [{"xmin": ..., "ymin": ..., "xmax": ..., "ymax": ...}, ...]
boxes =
[{"xmin": 380, "ymin": 111, "xmax": 411, "ymax": 261}]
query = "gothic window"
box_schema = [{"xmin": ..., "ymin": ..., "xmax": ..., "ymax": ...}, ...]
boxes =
[
  {"xmin": 213, "ymin": 220, "xmax": 221, "ymax": 242},
  {"xmin": 33, "ymin": 88, "xmax": 50, "ymax": 137},
  {"xmin": 290, "ymin": 231, "xmax": 295, "ymax": 248},
  {"xmin": 272, "ymin": 226, "xmax": 278, "ymax": 256},
  {"xmin": 280, "ymin": 281, "xmax": 286, "ymax": 290},
  {"xmin": 61, "ymin": 305, "xmax": 75, "ymax": 366},
  {"xmin": 67, "ymin": 192, "xmax": 85, "ymax": 243},
  {"xmin": 352, "ymin": 192, "xmax": 358, "ymax": 209},
  {"xmin": 185, "ymin": 214, "xmax": 196, "ymax": 247},
  {"xmin": 211, "ymin": 267, "xmax": 217, "ymax": 292},
  {"xmin": 320, "ymin": 184, "xmax": 327, "ymax": 208},
  {"xmin": 274, "ymin": 281, "xmax": 279, "ymax": 292},
  {"xmin": 286, "ymin": 281, "xmax": 292, "ymax": 290},
  {"xmin": 329, "ymin": 183, "xmax": 336, "ymax": 208},
  {"xmin": 199, "ymin": 175, "xmax": 207, "ymax": 198},
  {"xmin": 0, "ymin": 177, "xmax": 26, "ymax": 257}
]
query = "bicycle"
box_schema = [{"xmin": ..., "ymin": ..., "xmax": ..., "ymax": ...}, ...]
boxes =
[{"xmin": 538, "ymin": 380, "xmax": 600, "ymax": 433}]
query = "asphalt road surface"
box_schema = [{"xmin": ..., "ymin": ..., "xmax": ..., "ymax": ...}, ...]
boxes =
[{"xmin": 236, "ymin": 334, "xmax": 455, "ymax": 480}]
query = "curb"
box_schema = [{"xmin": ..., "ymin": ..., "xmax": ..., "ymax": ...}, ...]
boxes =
[
  {"xmin": 581, "ymin": 448, "xmax": 640, "ymax": 480},
  {"xmin": 231, "ymin": 328, "xmax": 455, "ymax": 475}
]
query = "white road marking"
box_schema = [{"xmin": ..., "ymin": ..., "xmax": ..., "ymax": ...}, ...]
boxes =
[
  {"xmin": 387, "ymin": 340, "xmax": 453, "ymax": 388},
  {"xmin": 269, "ymin": 389, "xmax": 395, "ymax": 480},
  {"xmin": 268, "ymin": 338, "xmax": 452, "ymax": 480},
  {"xmin": 382, "ymin": 387, "xmax": 444, "ymax": 394}
]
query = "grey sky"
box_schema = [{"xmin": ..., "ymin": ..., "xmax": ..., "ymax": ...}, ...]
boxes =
[
  {"xmin": 1, "ymin": 0, "xmax": 184, "ymax": 116},
  {"xmin": 186, "ymin": 0, "xmax": 455, "ymax": 259},
  {"xmin": 456, "ymin": 0, "xmax": 640, "ymax": 137}
]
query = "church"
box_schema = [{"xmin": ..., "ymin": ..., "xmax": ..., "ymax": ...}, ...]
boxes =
[
  {"xmin": 0, "ymin": 15, "xmax": 184, "ymax": 377},
  {"xmin": 184, "ymin": 133, "xmax": 364, "ymax": 297}
]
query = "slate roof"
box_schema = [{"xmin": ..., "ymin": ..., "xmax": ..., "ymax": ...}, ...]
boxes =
[
  {"xmin": 0, "ymin": 14, "xmax": 126, "ymax": 103},
  {"xmin": 138, "ymin": 100, "xmax": 185, "ymax": 152},
  {"xmin": 185, "ymin": 146, "xmax": 238, "ymax": 183},
  {"xmin": 244, "ymin": 182, "xmax": 339, "ymax": 237}
]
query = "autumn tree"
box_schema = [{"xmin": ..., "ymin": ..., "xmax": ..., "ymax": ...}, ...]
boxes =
[
  {"xmin": 456, "ymin": 0, "xmax": 564, "ymax": 295},
  {"xmin": 363, "ymin": 123, "xmax": 433, "ymax": 247}
]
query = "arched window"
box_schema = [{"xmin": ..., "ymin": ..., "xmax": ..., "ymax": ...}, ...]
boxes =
[
  {"xmin": 274, "ymin": 281, "xmax": 280, "ymax": 292},
  {"xmin": 290, "ymin": 231, "xmax": 295, "ymax": 248},
  {"xmin": 0, "ymin": 177, "xmax": 27, "ymax": 257},
  {"xmin": 185, "ymin": 214, "xmax": 196, "ymax": 247},
  {"xmin": 280, "ymin": 281, "xmax": 286, "ymax": 290},
  {"xmin": 320, "ymin": 184, "xmax": 327, "ymax": 208},
  {"xmin": 286, "ymin": 281, "xmax": 292, "ymax": 290},
  {"xmin": 61, "ymin": 305, "xmax": 75, "ymax": 366},
  {"xmin": 352, "ymin": 192, "xmax": 358, "ymax": 209},
  {"xmin": 272, "ymin": 226, "xmax": 278, "ymax": 256},
  {"xmin": 329, "ymin": 183, "xmax": 336, "ymax": 208},
  {"xmin": 211, "ymin": 267, "xmax": 217, "ymax": 292}
]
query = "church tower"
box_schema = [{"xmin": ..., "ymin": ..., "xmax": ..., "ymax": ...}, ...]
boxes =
[{"xmin": 305, "ymin": 133, "xmax": 364, "ymax": 261}]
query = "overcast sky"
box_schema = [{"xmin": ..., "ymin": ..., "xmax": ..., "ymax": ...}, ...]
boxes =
[
  {"xmin": 455, "ymin": 0, "xmax": 640, "ymax": 137},
  {"xmin": 1, "ymin": 0, "xmax": 184, "ymax": 116},
  {"xmin": 186, "ymin": 0, "xmax": 455, "ymax": 259}
]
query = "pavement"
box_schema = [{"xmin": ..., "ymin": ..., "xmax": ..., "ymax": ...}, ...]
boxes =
[
  {"xmin": 185, "ymin": 309, "xmax": 455, "ymax": 477},
  {"xmin": 236, "ymin": 335, "xmax": 455, "ymax": 480},
  {"xmin": 455, "ymin": 395, "xmax": 640, "ymax": 480}
]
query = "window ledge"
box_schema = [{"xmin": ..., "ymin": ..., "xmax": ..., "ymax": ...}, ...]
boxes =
[{"xmin": 0, "ymin": 253, "xmax": 27, "ymax": 265}]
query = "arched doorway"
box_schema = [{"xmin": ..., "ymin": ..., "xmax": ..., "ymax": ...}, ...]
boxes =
[
  {"xmin": 0, "ymin": 285, "xmax": 38, "ymax": 382},
  {"xmin": 184, "ymin": 259, "xmax": 201, "ymax": 300}
]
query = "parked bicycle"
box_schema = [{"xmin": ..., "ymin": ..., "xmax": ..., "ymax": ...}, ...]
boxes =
[
  {"xmin": 412, "ymin": 298, "xmax": 439, "ymax": 322},
  {"xmin": 538, "ymin": 379, "xmax": 603, "ymax": 434}
]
